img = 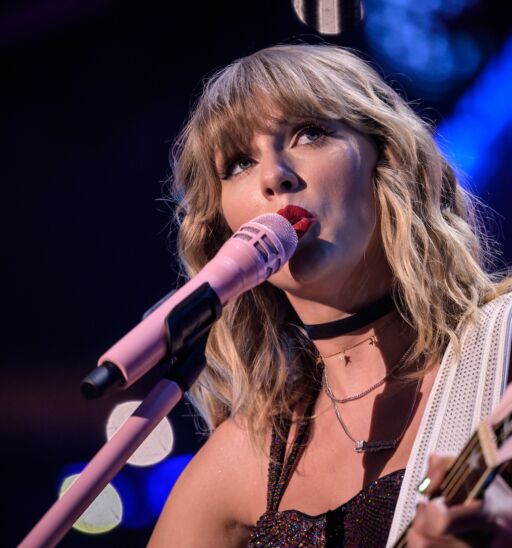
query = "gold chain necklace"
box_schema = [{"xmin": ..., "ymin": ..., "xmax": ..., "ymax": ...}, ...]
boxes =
[
  {"xmin": 318, "ymin": 334, "xmax": 377, "ymax": 365},
  {"xmin": 317, "ymin": 317, "xmax": 396, "ymax": 366}
]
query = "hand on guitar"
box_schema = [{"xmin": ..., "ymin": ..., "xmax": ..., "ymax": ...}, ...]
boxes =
[{"xmin": 407, "ymin": 454, "xmax": 512, "ymax": 547}]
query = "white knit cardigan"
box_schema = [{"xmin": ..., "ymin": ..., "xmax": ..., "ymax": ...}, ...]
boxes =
[{"xmin": 386, "ymin": 292, "xmax": 512, "ymax": 546}]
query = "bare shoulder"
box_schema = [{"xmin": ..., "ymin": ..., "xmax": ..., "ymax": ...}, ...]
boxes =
[{"xmin": 148, "ymin": 417, "xmax": 269, "ymax": 547}]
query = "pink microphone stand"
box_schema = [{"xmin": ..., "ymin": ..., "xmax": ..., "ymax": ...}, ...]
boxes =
[
  {"xmin": 20, "ymin": 283, "xmax": 219, "ymax": 547},
  {"xmin": 20, "ymin": 213, "xmax": 297, "ymax": 547},
  {"xmin": 19, "ymin": 377, "xmax": 183, "ymax": 547}
]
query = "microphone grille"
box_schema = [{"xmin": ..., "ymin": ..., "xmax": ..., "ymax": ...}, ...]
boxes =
[{"xmin": 249, "ymin": 213, "xmax": 298, "ymax": 261}]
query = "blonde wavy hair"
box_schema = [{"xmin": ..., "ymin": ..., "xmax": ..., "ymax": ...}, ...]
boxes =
[{"xmin": 168, "ymin": 44, "xmax": 510, "ymax": 443}]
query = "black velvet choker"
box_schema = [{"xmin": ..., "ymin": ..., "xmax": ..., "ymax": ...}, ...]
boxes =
[{"xmin": 303, "ymin": 293, "xmax": 395, "ymax": 340}]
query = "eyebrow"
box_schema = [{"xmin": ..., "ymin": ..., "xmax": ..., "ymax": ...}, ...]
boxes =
[{"xmin": 213, "ymin": 115, "xmax": 335, "ymax": 176}]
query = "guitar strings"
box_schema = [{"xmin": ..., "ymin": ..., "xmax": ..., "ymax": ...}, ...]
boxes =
[
  {"xmin": 393, "ymin": 419, "xmax": 508, "ymax": 547},
  {"xmin": 442, "ymin": 417, "xmax": 507, "ymax": 503},
  {"xmin": 442, "ymin": 434, "xmax": 481, "ymax": 502},
  {"xmin": 440, "ymin": 432, "xmax": 478, "ymax": 488},
  {"xmin": 447, "ymin": 418, "xmax": 510, "ymax": 502},
  {"xmin": 392, "ymin": 435, "xmax": 482, "ymax": 548}
]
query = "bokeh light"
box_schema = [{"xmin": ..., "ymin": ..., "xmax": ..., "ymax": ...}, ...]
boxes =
[
  {"xmin": 145, "ymin": 454, "xmax": 194, "ymax": 516},
  {"xmin": 436, "ymin": 36, "xmax": 512, "ymax": 191},
  {"xmin": 105, "ymin": 401, "xmax": 174, "ymax": 466},
  {"xmin": 364, "ymin": 0, "xmax": 482, "ymax": 97},
  {"xmin": 58, "ymin": 474, "xmax": 122, "ymax": 534}
]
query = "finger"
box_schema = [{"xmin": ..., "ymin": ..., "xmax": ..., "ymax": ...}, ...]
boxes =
[
  {"xmin": 421, "ymin": 454, "xmax": 456, "ymax": 495},
  {"xmin": 445, "ymin": 501, "xmax": 495, "ymax": 536},
  {"xmin": 413, "ymin": 497, "xmax": 512, "ymax": 547},
  {"xmin": 413, "ymin": 499, "xmax": 451, "ymax": 537},
  {"xmin": 441, "ymin": 499, "xmax": 504, "ymax": 547},
  {"xmin": 415, "ymin": 498, "xmax": 489, "ymax": 537},
  {"xmin": 407, "ymin": 524, "xmax": 467, "ymax": 548},
  {"xmin": 411, "ymin": 500, "xmax": 494, "ymax": 547}
]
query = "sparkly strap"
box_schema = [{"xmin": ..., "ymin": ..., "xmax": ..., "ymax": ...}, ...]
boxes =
[
  {"xmin": 266, "ymin": 386, "xmax": 320, "ymax": 512},
  {"xmin": 266, "ymin": 416, "xmax": 291, "ymax": 512}
]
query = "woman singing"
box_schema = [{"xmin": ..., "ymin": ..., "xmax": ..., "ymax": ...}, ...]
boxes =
[{"xmin": 149, "ymin": 44, "xmax": 512, "ymax": 546}]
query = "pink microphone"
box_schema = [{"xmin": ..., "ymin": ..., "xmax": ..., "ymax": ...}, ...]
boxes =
[{"xmin": 82, "ymin": 213, "xmax": 297, "ymax": 397}]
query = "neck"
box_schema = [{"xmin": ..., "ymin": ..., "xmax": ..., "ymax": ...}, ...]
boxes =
[
  {"xmin": 285, "ymin": 289, "xmax": 413, "ymax": 398},
  {"xmin": 285, "ymin": 279, "xmax": 393, "ymax": 328},
  {"xmin": 315, "ymin": 313, "xmax": 414, "ymax": 400},
  {"xmin": 284, "ymin": 261, "xmax": 393, "ymax": 325}
]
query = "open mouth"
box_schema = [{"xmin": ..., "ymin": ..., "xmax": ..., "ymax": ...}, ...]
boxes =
[{"xmin": 277, "ymin": 205, "xmax": 316, "ymax": 239}]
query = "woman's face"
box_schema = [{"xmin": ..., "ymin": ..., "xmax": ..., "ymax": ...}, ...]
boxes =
[{"xmin": 216, "ymin": 111, "xmax": 388, "ymax": 305}]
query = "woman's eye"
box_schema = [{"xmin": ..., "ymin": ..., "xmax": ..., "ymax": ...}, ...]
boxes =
[
  {"xmin": 296, "ymin": 125, "xmax": 330, "ymax": 145},
  {"xmin": 220, "ymin": 156, "xmax": 253, "ymax": 179},
  {"xmin": 230, "ymin": 157, "xmax": 253, "ymax": 176}
]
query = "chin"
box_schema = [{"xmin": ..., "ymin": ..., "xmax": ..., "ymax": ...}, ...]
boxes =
[
  {"xmin": 288, "ymin": 240, "xmax": 341, "ymax": 281},
  {"xmin": 270, "ymin": 258, "xmax": 340, "ymax": 297},
  {"xmin": 288, "ymin": 262, "xmax": 323, "ymax": 286}
]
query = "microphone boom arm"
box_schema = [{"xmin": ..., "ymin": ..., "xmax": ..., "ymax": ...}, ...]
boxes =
[{"xmin": 81, "ymin": 282, "xmax": 222, "ymax": 398}]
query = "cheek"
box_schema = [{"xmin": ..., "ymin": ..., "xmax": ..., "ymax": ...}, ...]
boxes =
[
  {"xmin": 341, "ymin": 189, "xmax": 377, "ymax": 251},
  {"xmin": 340, "ymin": 145, "xmax": 376, "ymax": 216},
  {"xmin": 220, "ymin": 189, "xmax": 240, "ymax": 233},
  {"xmin": 324, "ymin": 168, "xmax": 375, "ymax": 224},
  {"xmin": 321, "ymin": 155, "xmax": 377, "ymax": 250},
  {"xmin": 220, "ymin": 186, "xmax": 258, "ymax": 233},
  {"xmin": 220, "ymin": 183, "xmax": 265, "ymax": 232}
]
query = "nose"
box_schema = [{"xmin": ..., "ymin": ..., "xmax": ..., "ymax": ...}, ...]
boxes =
[{"xmin": 259, "ymin": 152, "xmax": 300, "ymax": 198}]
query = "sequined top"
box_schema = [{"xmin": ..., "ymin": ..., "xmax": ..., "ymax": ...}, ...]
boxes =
[{"xmin": 248, "ymin": 392, "xmax": 405, "ymax": 547}]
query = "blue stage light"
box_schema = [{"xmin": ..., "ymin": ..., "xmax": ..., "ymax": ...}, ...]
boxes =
[
  {"xmin": 364, "ymin": 0, "xmax": 482, "ymax": 96},
  {"xmin": 110, "ymin": 465, "xmax": 156, "ymax": 528},
  {"xmin": 145, "ymin": 454, "xmax": 194, "ymax": 517},
  {"xmin": 436, "ymin": 36, "xmax": 512, "ymax": 192},
  {"xmin": 57, "ymin": 454, "xmax": 193, "ymax": 530}
]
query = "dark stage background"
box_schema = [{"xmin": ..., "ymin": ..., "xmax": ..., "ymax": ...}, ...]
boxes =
[{"xmin": 2, "ymin": 1, "xmax": 511, "ymax": 545}]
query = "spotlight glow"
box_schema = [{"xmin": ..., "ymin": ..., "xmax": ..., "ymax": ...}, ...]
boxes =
[
  {"xmin": 364, "ymin": 0, "xmax": 482, "ymax": 96},
  {"xmin": 58, "ymin": 475, "xmax": 122, "ymax": 534},
  {"xmin": 146, "ymin": 454, "xmax": 194, "ymax": 516},
  {"xmin": 106, "ymin": 401, "xmax": 174, "ymax": 466},
  {"xmin": 436, "ymin": 36, "xmax": 512, "ymax": 191}
]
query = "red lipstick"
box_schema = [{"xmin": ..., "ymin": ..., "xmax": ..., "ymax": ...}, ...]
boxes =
[{"xmin": 277, "ymin": 205, "xmax": 316, "ymax": 239}]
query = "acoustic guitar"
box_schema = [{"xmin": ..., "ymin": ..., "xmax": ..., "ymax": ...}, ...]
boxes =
[{"xmin": 393, "ymin": 382, "xmax": 512, "ymax": 547}]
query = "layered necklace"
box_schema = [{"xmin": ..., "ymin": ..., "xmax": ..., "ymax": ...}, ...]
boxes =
[
  {"xmin": 305, "ymin": 294, "xmax": 421, "ymax": 453},
  {"xmin": 323, "ymin": 344, "xmax": 420, "ymax": 453}
]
